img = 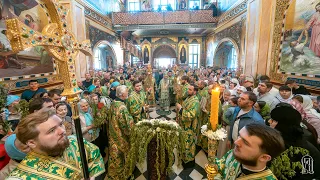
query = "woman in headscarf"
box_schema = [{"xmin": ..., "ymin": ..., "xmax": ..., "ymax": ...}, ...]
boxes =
[
  {"xmin": 3, "ymin": 95, "xmax": 21, "ymax": 131},
  {"xmin": 78, "ymin": 99, "xmax": 99, "ymax": 142},
  {"xmin": 293, "ymin": 95, "xmax": 320, "ymax": 144},
  {"xmin": 269, "ymin": 105, "xmax": 320, "ymax": 180}
]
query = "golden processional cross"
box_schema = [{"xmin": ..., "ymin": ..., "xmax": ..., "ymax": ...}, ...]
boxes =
[
  {"xmin": 5, "ymin": 0, "xmax": 91, "ymax": 100},
  {"xmin": 5, "ymin": 0, "xmax": 92, "ymax": 178}
]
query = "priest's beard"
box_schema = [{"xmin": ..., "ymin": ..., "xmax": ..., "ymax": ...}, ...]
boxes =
[
  {"xmin": 38, "ymin": 135, "xmax": 70, "ymax": 157},
  {"xmin": 233, "ymin": 151, "xmax": 259, "ymax": 167}
]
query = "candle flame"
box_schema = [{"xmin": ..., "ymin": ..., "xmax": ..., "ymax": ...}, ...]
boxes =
[{"xmin": 215, "ymin": 87, "xmax": 220, "ymax": 91}]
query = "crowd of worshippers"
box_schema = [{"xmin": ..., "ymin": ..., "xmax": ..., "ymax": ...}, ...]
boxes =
[{"xmin": 0, "ymin": 65, "xmax": 320, "ymax": 179}]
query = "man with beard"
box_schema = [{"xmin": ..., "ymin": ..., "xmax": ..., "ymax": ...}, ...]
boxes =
[
  {"xmin": 177, "ymin": 75, "xmax": 190, "ymax": 104},
  {"xmin": 6, "ymin": 108, "xmax": 105, "ymax": 179},
  {"xmin": 255, "ymin": 80, "xmax": 275, "ymax": 106},
  {"xmin": 197, "ymin": 84, "xmax": 214, "ymax": 152},
  {"xmin": 228, "ymin": 92, "xmax": 264, "ymax": 148},
  {"xmin": 176, "ymin": 84, "xmax": 200, "ymax": 167},
  {"xmin": 158, "ymin": 72, "xmax": 171, "ymax": 112},
  {"xmin": 215, "ymin": 123, "xmax": 285, "ymax": 179},
  {"xmin": 125, "ymin": 74, "xmax": 134, "ymax": 94},
  {"xmin": 127, "ymin": 80, "xmax": 148, "ymax": 123},
  {"xmin": 108, "ymin": 85, "xmax": 134, "ymax": 179}
]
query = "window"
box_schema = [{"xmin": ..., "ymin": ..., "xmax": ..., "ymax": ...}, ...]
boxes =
[
  {"xmin": 189, "ymin": 0, "xmax": 200, "ymax": 9},
  {"xmin": 154, "ymin": 0, "xmax": 175, "ymax": 11},
  {"xmin": 94, "ymin": 49, "xmax": 101, "ymax": 70},
  {"xmin": 188, "ymin": 44, "xmax": 200, "ymax": 68},
  {"xmin": 128, "ymin": 0, "xmax": 140, "ymax": 11},
  {"xmin": 131, "ymin": 56, "xmax": 140, "ymax": 65},
  {"xmin": 230, "ymin": 47, "xmax": 237, "ymax": 69}
]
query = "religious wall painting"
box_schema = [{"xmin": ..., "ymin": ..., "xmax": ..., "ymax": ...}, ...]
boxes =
[
  {"xmin": 206, "ymin": 41, "xmax": 214, "ymax": 66},
  {"xmin": 178, "ymin": 38, "xmax": 188, "ymax": 64},
  {"xmin": 0, "ymin": 0, "xmax": 55, "ymax": 79},
  {"xmin": 180, "ymin": 45, "xmax": 187, "ymax": 63},
  {"xmin": 143, "ymin": 46, "xmax": 150, "ymax": 64},
  {"xmin": 280, "ymin": 0, "xmax": 320, "ymax": 76}
]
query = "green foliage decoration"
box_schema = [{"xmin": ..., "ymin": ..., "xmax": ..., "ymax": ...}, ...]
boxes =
[
  {"xmin": 125, "ymin": 119, "xmax": 186, "ymax": 180},
  {"xmin": 270, "ymin": 146, "xmax": 309, "ymax": 180}
]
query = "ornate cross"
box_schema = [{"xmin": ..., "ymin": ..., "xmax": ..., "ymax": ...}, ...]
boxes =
[{"xmin": 5, "ymin": 0, "xmax": 92, "ymax": 99}]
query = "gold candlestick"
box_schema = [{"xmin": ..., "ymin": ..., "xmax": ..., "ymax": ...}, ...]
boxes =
[{"xmin": 205, "ymin": 138, "xmax": 219, "ymax": 180}]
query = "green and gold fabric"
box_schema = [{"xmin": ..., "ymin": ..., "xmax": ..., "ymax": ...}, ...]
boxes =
[
  {"xmin": 108, "ymin": 99, "xmax": 134, "ymax": 180},
  {"xmin": 127, "ymin": 91, "xmax": 147, "ymax": 123},
  {"xmin": 180, "ymin": 95, "xmax": 200, "ymax": 163},
  {"xmin": 125, "ymin": 80, "xmax": 133, "ymax": 94},
  {"xmin": 6, "ymin": 136, "xmax": 105, "ymax": 180},
  {"xmin": 214, "ymin": 150, "xmax": 277, "ymax": 180}
]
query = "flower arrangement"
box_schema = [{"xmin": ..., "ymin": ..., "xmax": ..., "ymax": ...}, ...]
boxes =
[
  {"xmin": 126, "ymin": 119, "xmax": 185, "ymax": 179},
  {"xmin": 201, "ymin": 124, "xmax": 227, "ymax": 141}
]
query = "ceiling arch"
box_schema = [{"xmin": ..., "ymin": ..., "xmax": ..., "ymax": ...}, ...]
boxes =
[{"xmin": 153, "ymin": 45, "xmax": 177, "ymax": 59}]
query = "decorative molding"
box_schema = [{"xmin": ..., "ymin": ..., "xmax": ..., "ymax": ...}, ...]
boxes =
[
  {"xmin": 89, "ymin": 26, "xmax": 117, "ymax": 48},
  {"xmin": 113, "ymin": 10, "xmax": 217, "ymax": 25},
  {"xmin": 218, "ymin": 0, "xmax": 248, "ymax": 26},
  {"xmin": 113, "ymin": 23, "xmax": 217, "ymax": 31},
  {"xmin": 215, "ymin": 21, "xmax": 243, "ymax": 49},
  {"xmin": 269, "ymin": 0, "xmax": 290, "ymax": 83},
  {"xmin": 84, "ymin": 7, "xmax": 112, "ymax": 29}
]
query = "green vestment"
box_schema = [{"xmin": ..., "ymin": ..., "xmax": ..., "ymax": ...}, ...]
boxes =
[
  {"xmin": 180, "ymin": 95, "xmax": 200, "ymax": 163},
  {"xmin": 127, "ymin": 91, "xmax": 147, "ymax": 123},
  {"xmin": 214, "ymin": 150, "xmax": 277, "ymax": 180},
  {"xmin": 7, "ymin": 136, "xmax": 105, "ymax": 180},
  {"xmin": 108, "ymin": 99, "xmax": 134, "ymax": 179}
]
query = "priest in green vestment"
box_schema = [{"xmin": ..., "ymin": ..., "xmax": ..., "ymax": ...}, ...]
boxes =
[
  {"xmin": 177, "ymin": 75, "xmax": 190, "ymax": 104},
  {"xmin": 159, "ymin": 72, "xmax": 171, "ymax": 111},
  {"xmin": 108, "ymin": 85, "xmax": 134, "ymax": 179},
  {"xmin": 127, "ymin": 80, "xmax": 148, "ymax": 123},
  {"xmin": 125, "ymin": 74, "xmax": 134, "ymax": 94},
  {"xmin": 6, "ymin": 108, "xmax": 105, "ymax": 180},
  {"xmin": 176, "ymin": 83, "xmax": 200, "ymax": 164},
  {"xmin": 214, "ymin": 123, "xmax": 285, "ymax": 180}
]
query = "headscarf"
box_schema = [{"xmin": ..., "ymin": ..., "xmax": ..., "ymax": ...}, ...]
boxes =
[
  {"xmin": 301, "ymin": 95, "xmax": 320, "ymax": 119},
  {"xmin": 5, "ymin": 134, "xmax": 27, "ymax": 160},
  {"xmin": 110, "ymin": 81, "xmax": 120, "ymax": 89},
  {"xmin": 78, "ymin": 100, "xmax": 98, "ymax": 135},
  {"xmin": 236, "ymin": 86, "xmax": 247, "ymax": 93},
  {"xmin": 271, "ymin": 106, "xmax": 304, "ymax": 142},
  {"xmin": 6, "ymin": 95, "xmax": 20, "ymax": 106}
]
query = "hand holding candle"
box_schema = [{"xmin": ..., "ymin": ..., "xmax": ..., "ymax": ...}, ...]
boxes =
[{"xmin": 210, "ymin": 88, "xmax": 220, "ymax": 130}]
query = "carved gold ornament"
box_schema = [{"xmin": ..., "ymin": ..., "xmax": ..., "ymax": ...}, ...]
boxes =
[{"xmin": 5, "ymin": 0, "xmax": 92, "ymax": 98}]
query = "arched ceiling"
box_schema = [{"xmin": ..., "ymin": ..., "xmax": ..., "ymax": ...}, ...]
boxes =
[{"xmin": 153, "ymin": 45, "xmax": 176, "ymax": 59}]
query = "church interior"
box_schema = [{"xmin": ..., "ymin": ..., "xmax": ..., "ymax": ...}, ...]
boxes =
[{"xmin": 1, "ymin": 0, "xmax": 320, "ymax": 179}]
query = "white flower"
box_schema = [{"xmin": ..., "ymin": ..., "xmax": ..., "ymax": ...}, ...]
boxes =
[
  {"xmin": 201, "ymin": 125, "xmax": 208, "ymax": 134},
  {"xmin": 156, "ymin": 127, "xmax": 161, "ymax": 132},
  {"xmin": 201, "ymin": 127, "xmax": 227, "ymax": 141}
]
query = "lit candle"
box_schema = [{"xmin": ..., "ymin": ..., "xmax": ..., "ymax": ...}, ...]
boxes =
[{"xmin": 210, "ymin": 88, "xmax": 220, "ymax": 130}]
